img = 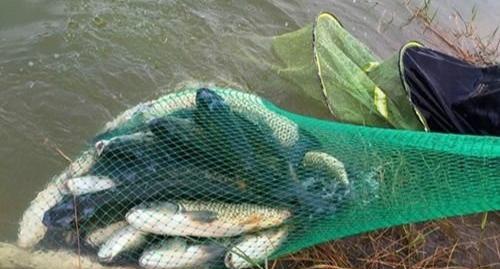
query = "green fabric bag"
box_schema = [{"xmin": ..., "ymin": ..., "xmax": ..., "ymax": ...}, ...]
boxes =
[{"xmin": 272, "ymin": 12, "xmax": 424, "ymax": 130}]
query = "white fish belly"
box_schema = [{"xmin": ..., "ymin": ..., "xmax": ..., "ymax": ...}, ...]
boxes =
[
  {"xmin": 225, "ymin": 227, "xmax": 288, "ymax": 269},
  {"xmin": 140, "ymin": 243, "xmax": 224, "ymax": 269},
  {"xmin": 98, "ymin": 225, "xmax": 146, "ymax": 263},
  {"xmin": 66, "ymin": 176, "xmax": 116, "ymax": 195}
]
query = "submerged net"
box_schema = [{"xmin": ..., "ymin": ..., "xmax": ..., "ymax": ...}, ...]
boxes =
[{"xmin": 17, "ymin": 86, "xmax": 500, "ymax": 269}]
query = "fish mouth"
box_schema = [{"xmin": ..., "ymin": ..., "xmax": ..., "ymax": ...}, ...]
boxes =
[
  {"xmin": 42, "ymin": 194, "xmax": 102, "ymax": 230},
  {"xmin": 42, "ymin": 204, "xmax": 76, "ymax": 229},
  {"xmin": 94, "ymin": 140, "xmax": 110, "ymax": 156}
]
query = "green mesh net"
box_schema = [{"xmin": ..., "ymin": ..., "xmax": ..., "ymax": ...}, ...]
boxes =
[
  {"xmin": 271, "ymin": 12, "xmax": 424, "ymax": 130},
  {"xmin": 16, "ymin": 86, "xmax": 499, "ymax": 269}
]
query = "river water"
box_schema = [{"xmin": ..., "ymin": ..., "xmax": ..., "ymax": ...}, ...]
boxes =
[{"xmin": 0, "ymin": 0, "xmax": 499, "ymax": 245}]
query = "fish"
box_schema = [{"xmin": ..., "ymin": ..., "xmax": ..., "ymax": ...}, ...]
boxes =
[
  {"xmin": 194, "ymin": 88, "xmax": 257, "ymax": 177},
  {"xmin": 17, "ymin": 149, "xmax": 97, "ymax": 248},
  {"xmin": 211, "ymin": 89, "xmax": 300, "ymax": 148},
  {"xmin": 139, "ymin": 238, "xmax": 225, "ymax": 269},
  {"xmin": 146, "ymin": 115, "xmax": 209, "ymax": 165},
  {"xmin": 224, "ymin": 227, "xmax": 288, "ymax": 269},
  {"xmin": 126, "ymin": 200, "xmax": 291, "ymax": 238},
  {"xmin": 148, "ymin": 110, "xmax": 283, "ymax": 187},
  {"xmin": 84, "ymin": 221, "xmax": 128, "ymax": 248},
  {"xmin": 147, "ymin": 115, "xmax": 198, "ymax": 143},
  {"xmin": 97, "ymin": 225, "xmax": 147, "ymax": 263},
  {"xmin": 302, "ymin": 151, "xmax": 349, "ymax": 185},
  {"xmin": 61, "ymin": 149, "xmax": 99, "ymax": 186},
  {"xmin": 66, "ymin": 176, "xmax": 117, "ymax": 196},
  {"xmin": 90, "ymin": 132, "xmax": 174, "ymax": 184},
  {"xmin": 102, "ymin": 88, "xmax": 300, "ymax": 148},
  {"xmin": 292, "ymin": 151, "xmax": 352, "ymax": 217},
  {"xmin": 193, "ymin": 88, "xmax": 296, "ymax": 197},
  {"xmin": 43, "ymin": 169, "xmax": 259, "ymax": 230}
]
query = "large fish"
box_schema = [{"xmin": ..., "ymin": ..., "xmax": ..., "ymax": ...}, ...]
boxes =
[
  {"xmin": 92, "ymin": 114, "xmax": 209, "ymax": 184},
  {"xmin": 101, "ymin": 88, "xmax": 300, "ymax": 149},
  {"xmin": 194, "ymin": 88, "xmax": 257, "ymax": 178},
  {"xmin": 146, "ymin": 115, "xmax": 210, "ymax": 167},
  {"xmin": 42, "ymin": 168, "xmax": 259, "ymax": 230},
  {"xmin": 90, "ymin": 132, "xmax": 169, "ymax": 184},
  {"xmin": 148, "ymin": 89, "xmax": 324, "ymax": 213},
  {"xmin": 225, "ymin": 227, "xmax": 288, "ymax": 269},
  {"xmin": 139, "ymin": 238, "xmax": 225, "ymax": 269},
  {"xmin": 126, "ymin": 200, "xmax": 291, "ymax": 238},
  {"xmin": 196, "ymin": 88, "xmax": 305, "ymax": 202}
]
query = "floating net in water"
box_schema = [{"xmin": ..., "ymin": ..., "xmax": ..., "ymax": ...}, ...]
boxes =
[{"xmin": 17, "ymin": 86, "xmax": 500, "ymax": 268}]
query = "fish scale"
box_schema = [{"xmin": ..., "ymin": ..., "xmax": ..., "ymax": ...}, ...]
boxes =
[
  {"xmin": 126, "ymin": 200, "xmax": 291, "ymax": 238},
  {"xmin": 178, "ymin": 200, "xmax": 290, "ymax": 224}
]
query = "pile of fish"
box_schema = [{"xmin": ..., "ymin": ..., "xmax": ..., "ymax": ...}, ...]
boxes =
[{"xmin": 17, "ymin": 88, "xmax": 352, "ymax": 269}]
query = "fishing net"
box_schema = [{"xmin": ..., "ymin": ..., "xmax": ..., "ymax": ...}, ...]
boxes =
[
  {"xmin": 271, "ymin": 12, "xmax": 424, "ymax": 130},
  {"xmin": 13, "ymin": 10, "xmax": 500, "ymax": 269},
  {"xmin": 16, "ymin": 86, "xmax": 500, "ymax": 269}
]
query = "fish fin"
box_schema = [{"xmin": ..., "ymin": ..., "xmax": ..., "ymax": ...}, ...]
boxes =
[{"xmin": 184, "ymin": 211, "xmax": 218, "ymax": 223}]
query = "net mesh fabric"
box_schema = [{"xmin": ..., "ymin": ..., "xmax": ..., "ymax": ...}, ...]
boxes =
[{"xmin": 17, "ymin": 86, "xmax": 500, "ymax": 268}]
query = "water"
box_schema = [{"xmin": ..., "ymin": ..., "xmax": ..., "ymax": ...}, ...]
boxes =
[{"xmin": 0, "ymin": 0, "xmax": 499, "ymax": 244}]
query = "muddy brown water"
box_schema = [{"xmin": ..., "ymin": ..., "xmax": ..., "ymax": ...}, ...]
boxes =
[{"xmin": 0, "ymin": 0, "xmax": 498, "ymax": 256}]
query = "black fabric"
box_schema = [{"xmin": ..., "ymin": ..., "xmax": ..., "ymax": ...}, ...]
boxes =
[{"xmin": 401, "ymin": 47, "xmax": 500, "ymax": 135}]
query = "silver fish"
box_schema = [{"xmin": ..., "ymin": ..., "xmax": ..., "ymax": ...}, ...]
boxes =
[
  {"xmin": 84, "ymin": 221, "xmax": 128, "ymax": 248},
  {"xmin": 65, "ymin": 176, "xmax": 116, "ymax": 196},
  {"xmin": 126, "ymin": 201, "xmax": 291, "ymax": 238},
  {"xmin": 225, "ymin": 227, "xmax": 288, "ymax": 269},
  {"xmin": 139, "ymin": 238, "xmax": 225, "ymax": 269},
  {"xmin": 97, "ymin": 225, "xmax": 147, "ymax": 263}
]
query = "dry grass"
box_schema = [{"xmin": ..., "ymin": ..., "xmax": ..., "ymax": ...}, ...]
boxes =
[
  {"xmin": 273, "ymin": 213, "xmax": 500, "ymax": 269},
  {"xmin": 274, "ymin": 1, "xmax": 500, "ymax": 268},
  {"xmin": 403, "ymin": 0, "xmax": 500, "ymax": 65}
]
